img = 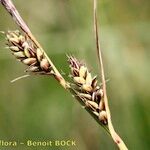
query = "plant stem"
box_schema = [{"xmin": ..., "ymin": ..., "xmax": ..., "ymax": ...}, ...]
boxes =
[
  {"xmin": 0, "ymin": 0, "xmax": 67, "ymax": 89},
  {"xmin": 93, "ymin": 0, "xmax": 128, "ymax": 149}
]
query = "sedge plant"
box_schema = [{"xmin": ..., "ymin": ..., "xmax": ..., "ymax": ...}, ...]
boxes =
[{"xmin": 0, "ymin": 0, "xmax": 128, "ymax": 149}]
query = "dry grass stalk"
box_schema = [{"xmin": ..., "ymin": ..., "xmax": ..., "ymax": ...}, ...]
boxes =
[
  {"xmin": 1, "ymin": 0, "xmax": 67, "ymax": 89},
  {"xmin": 93, "ymin": 0, "xmax": 128, "ymax": 149}
]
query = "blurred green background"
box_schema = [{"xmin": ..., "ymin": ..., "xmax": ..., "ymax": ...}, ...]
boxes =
[{"xmin": 0, "ymin": 0, "xmax": 149, "ymax": 150}]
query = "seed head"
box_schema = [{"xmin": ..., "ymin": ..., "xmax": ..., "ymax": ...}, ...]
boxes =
[
  {"xmin": 68, "ymin": 56, "xmax": 107, "ymax": 125},
  {"xmin": 5, "ymin": 30, "xmax": 52, "ymax": 75}
]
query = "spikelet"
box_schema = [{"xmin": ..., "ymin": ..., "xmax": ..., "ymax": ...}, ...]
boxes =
[
  {"xmin": 68, "ymin": 56, "xmax": 107, "ymax": 125},
  {"xmin": 5, "ymin": 30, "xmax": 52, "ymax": 75}
]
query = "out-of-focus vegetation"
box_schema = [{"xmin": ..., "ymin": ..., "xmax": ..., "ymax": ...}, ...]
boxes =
[{"xmin": 0, "ymin": 0, "xmax": 149, "ymax": 150}]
